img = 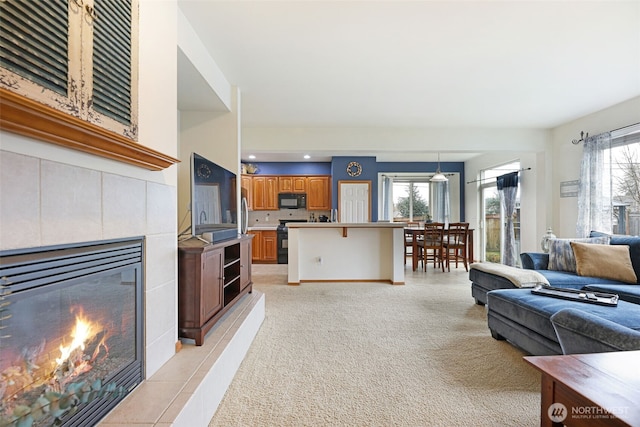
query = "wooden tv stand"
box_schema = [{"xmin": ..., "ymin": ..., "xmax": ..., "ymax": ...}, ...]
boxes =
[{"xmin": 178, "ymin": 235, "xmax": 253, "ymax": 345}]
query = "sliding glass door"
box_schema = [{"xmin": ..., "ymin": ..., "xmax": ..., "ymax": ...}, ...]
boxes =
[{"xmin": 480, "ymin": 161, "xmax": 521, "ymax": 264}]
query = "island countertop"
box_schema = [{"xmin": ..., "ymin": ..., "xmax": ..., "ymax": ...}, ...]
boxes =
[
  {"xmin": 287, "ymin": 222, "xmax": 405, "ymax": 228},
  {"xmin": 287, "ymin": 222, "xmax": 405, "ymax": 237}
]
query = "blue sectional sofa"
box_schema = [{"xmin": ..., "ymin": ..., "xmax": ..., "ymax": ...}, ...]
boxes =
[
  {"xmin": 471, "ymin": 232, "xmax": 640, "ymax": 355},
  {"xmin": 487, "ymin": 288, "xmax": 640, "ymax": 355},
  {"xmin": 470, "ymin": 234, "xmax": 640, "ymax": 305},
  {"xmin": 551, "ymin": 308, "xmax": 640, "ymax": 354}
]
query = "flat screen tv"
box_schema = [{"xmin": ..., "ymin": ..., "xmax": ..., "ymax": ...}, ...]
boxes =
[{"xmin": 190, "ymin": 152, "xmax": 238, "ymax": 242}]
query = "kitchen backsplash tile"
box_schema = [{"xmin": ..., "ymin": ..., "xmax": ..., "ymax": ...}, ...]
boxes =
[{"xmin": 248, "ymin": 208, "xmax": 331, "ymax": 224}]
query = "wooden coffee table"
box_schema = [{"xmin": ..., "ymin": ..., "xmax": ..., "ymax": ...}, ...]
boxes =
[{"xmin": 524, "ymin": 351, "xmax": 640, "ymax": 426}]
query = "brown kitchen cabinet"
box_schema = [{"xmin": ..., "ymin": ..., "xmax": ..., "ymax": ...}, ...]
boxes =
[
  {"xmin": 248, "ymin": 230, "xmax": 278, "ymax": 263},
  {"xmin": 251, "ymin": 176, "xmax": 279, "ymax": 210},
  {"xmin": 240, "ymin": 236, "xmax": 252, "ymax": 289},
  {"xmin": 241, "ymin": 175, "xmax": 253, "ymax": 210},
  {"xmin": 244, "ymin": 174, "xmax": 331, "ymax": 211},
  {"xmin": 178, "ymin": 235, "xmax": 253, "ymax": 345},
  {"xmin": 278, "ymin": 176, "xmax": 307, "ymax": 193},
  {"xmin": 307, "ymin": 176, "xmax": 331, "ymax": 210},
  {"xmin": 262, "ymin": 230, "xmax": 277, "ymax": 262},
  {"xmin": 248, "ymin": 230, "xmax": 262, "ymax": 260}
]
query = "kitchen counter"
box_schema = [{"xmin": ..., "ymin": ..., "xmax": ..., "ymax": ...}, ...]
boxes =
[
  {"xmin": 287, "ymin": 222, "xmax": 404, "ymax": 236},
  {"xmin": 287, "ymin": 222, "xmax": 405, "ymax": 285},
  {"xmin": 247, "ymin": 225, "xmax": 278, "ymax": 231},
  {"xmin": 287, "ymin": 222, "xmax": 404, "ymax": 228}
]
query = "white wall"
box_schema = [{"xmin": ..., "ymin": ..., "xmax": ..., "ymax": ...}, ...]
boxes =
[
  {"xmin": 462, "ymin": 96, "xmax": 639, "ymax": 259},
  {"xmin": 244, "ymin": 127, "xmax": 556, "ymax": 259},
  {"xmin": 176, "ymin": 8, "xmax": 242, "ymax": 236},
  {"xmin": 178, "ymin": 88, "xmax": 242, "ymax": 236},
  {"xmin": 551, "ymin": 96, "xmax": 640, "ymax": 237},
  {"xmin": 242, "ymin": 127, "xmax": 550, "ymax": 158},
  {"xmin": 177, "ymin": 7, "xmax": 231, "ymax": 110},
  {"xmin": 138, "ymin": 0, "xmax": 179, "ymax": 378}
]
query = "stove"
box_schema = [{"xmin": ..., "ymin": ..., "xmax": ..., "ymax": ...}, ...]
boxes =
[{"xmin": 277, "ymin": 219, "xmax": 307, "ymax": 264}]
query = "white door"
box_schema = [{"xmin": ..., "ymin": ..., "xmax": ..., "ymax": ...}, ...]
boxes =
[{"xmin": 339, "ymin": 182, "xmax": 370, "ymax": 222}]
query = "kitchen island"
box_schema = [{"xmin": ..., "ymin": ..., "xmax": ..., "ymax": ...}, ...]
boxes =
[{"xmin": 286, "ymin": 222, "xmax": 405, "ymax": 285}]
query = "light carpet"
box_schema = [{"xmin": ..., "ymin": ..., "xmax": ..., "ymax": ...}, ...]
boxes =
[{"xmin": 209, "ymin": 264, "xmax": 540, "ymax": 426}]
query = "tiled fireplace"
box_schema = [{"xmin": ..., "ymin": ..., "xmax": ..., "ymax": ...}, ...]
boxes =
[
  {"xmin": 0, "ymin": 238, "xmax": 144, "ymax": 426},
  {"xmin": 0, "ymin": 146, "xmax": 179, "ymax": 424},
  {"xmin": 1, "ymin": 146, "xmax": 265, "ymax": 426}
]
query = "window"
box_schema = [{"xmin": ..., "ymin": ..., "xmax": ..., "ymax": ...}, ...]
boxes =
[
  {"xmin": 577, "ymin": 123, "xmax": 640, "ymax": 237},
  {"xmin": 393, "ymin": 181, "xmax": 431, "ymax": 222},
  {"xmin": 609, "ymin": 125, "xmax": 640, "ymax": 235},
  {"xmin": 380, "ymin": 173, "xmax": 460, "ymax": 223}
]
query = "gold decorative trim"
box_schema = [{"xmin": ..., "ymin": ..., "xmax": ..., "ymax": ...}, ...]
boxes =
[{"xmin": 0, "ymin": 88, "xmax": 179, "ymax": 171}]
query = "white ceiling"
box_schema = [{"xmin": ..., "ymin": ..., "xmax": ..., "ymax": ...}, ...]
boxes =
[{"xmin": 177, "ymin": 0, "xmax": 640, "ymax": 162}]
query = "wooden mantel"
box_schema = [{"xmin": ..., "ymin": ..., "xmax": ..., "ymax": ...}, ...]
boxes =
[{"xmin": 0, "ymin": 88, "xmax": 179, "ymax": 171}]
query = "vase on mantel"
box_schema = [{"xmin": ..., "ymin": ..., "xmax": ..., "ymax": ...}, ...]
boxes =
[{"xmin": 540, "ymin": 228, "xmax": 556, "ymax": 253}]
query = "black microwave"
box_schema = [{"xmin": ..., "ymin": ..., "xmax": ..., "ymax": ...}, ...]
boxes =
[{"xmin": 278, "ymin": 193, "xmax": 306, "ymax": 209}]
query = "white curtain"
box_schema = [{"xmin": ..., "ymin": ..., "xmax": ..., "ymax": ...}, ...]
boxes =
[
  {"xmin": 381, "ymin": 176, "xmax": 393, "ymax": 221},
  {"xmin": 430, "ymin": 181, "xmax": 450, "ymax": 224},
  {"xmin": 497, "ymin": 171, "xmax": 518, "ymax": 266},
  {"xmin": 576, "ymin": 132, "xmax": 612, "ymax": 237}
]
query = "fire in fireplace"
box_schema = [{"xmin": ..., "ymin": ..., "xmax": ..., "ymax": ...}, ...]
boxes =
[{"xmin": 0, "ymin": 238, "xmax": 144, "ymax": 426}]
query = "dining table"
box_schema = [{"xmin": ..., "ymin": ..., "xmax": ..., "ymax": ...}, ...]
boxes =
[{"xmin": 406, "ymin": 226, "xmax": 475, "ymax": 271}]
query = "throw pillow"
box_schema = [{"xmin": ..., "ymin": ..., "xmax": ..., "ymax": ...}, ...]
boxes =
[
  {"xmin": 571, "ymin": 241, "xmax": 638, "ymax": 284},
  {"xmin": 547, "ymin": 236, "xmax": 610, "ymax": 272},
  {"xmin": 610, "ymin": 235, "xmax": 640, "ymax": 284}
]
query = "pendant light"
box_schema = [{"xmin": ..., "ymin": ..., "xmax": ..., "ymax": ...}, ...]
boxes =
[{"xmin": 430, "ymin": 152, "xmax": 448, "ymax": 182}]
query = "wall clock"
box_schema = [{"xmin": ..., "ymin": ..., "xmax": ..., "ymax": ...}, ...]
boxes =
[
  {"xmin": 197, "ymin": 163, "xmax": 211, "ymax": 178},
  {"xmin": 346, "ymin": 161, "xmax": 362, "ymax": 177}
]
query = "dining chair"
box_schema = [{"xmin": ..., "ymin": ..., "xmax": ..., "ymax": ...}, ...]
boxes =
[
  {"xmin": 404, "ymin": 222, "xmax": 421, "ymax": 265},
  {"xmin": 404, "ymin": 229, "xmax": 413, "ymax": 264},
  {"xmin": 443, "ymin": 222, "xmax": 470, "ymax": 271},
  {"xmin": 417, "ymin": 222, "xmax": 445, "ymax": 271}
]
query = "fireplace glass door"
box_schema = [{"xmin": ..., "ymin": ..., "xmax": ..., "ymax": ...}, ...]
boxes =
[{"xmin": 0, "ymin": 238, "xmax": 144, "ymax": 427}]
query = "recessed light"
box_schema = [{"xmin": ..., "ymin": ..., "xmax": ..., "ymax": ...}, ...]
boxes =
[
  {"xmin": 303, "ymin": 154, "xmax": 310, "ymax": 159},
  {"xmin": 248, "ymin": 155, "xmax": 256, "ymax": 159}
]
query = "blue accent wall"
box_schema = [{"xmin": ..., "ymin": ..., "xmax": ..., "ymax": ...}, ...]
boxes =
[
  {"xmin": 377, "ymin": 161, "xmax": 464, "ymax": 177},
  {"xmin": 246, "ymin": 159, "xmax": 466, "ymax": 222},
  {"xmin": 248, "ymin": 162, "xmax": 331, "ymax": 175},
  {"xmin": 331, "ymin": 156, "xmax": 379, "ymax": 219}
]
